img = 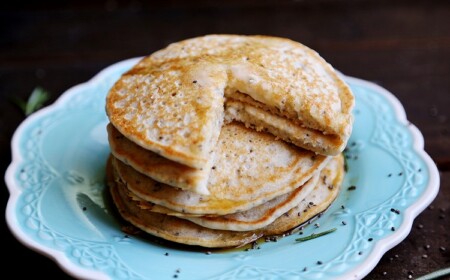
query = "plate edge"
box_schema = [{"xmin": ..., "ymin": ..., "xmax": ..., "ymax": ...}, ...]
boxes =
[{"xmin": 334, "ymin": 76, "xmax": 440, "ymax": 280}]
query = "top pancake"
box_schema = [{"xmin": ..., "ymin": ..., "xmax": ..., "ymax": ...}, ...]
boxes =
[{"xmin": 106, "ymin": 35, "xmax": 354, "ymax": 169}]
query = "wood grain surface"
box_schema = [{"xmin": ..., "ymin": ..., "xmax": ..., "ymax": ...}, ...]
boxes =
[{"xmin": 1, "ymin": 1, "xmax": 448, "ymax": 279}]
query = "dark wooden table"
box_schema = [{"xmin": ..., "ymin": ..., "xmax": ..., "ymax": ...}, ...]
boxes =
[{"xmin": 1, "ymin": 1, "xmax": 449, "ymax": 279}]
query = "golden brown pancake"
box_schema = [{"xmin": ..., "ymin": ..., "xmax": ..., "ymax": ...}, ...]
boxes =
[
  {"xmin": 112, "ymin": 123, "xmax": 329, "ymax": 215},
  {"xmin": 107, "ymin": 154, "xmax": 343, "ymax": 248},
  {"xmin": 106, "ymin": 35, "xmax": 354, "ymax": 173}
]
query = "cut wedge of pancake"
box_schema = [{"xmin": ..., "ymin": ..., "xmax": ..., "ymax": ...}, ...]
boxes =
[
  {"xmin": 107, "ymin": 154, "xmax": 343, "ymax": 248},
  {"xmin": 112, "ymin": 123, "xmax": 329, "ymax": 215},
  {"xmin": 106, "ymin": 59, "xmax": 226, "ymax": 170},
  {"xmin": 107, "ymin": 123, "xmax": 212, "ymax": 195},
  {"xmin": 106, "ymin": 35, "xmax": 354, "ymax": 172}
]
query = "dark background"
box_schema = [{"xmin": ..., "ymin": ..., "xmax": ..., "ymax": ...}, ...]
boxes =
[{"xmin": 1, "ymin": 1, "xmax": 449, "ymax": 279}]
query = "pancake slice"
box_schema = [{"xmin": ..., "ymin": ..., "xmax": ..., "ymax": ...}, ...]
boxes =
[
  {"xmin": 112, "ymin": 123, "xmax": 329, "ymax": 215},
  {"xmin": 106, "ymin": 60, "xmax": 226, "ymax": 170}
]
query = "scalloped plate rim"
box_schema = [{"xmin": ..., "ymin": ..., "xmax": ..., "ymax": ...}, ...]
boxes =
[{"xmin": 4, "ymin": 58, "xmax": 440, "ymax": 280}]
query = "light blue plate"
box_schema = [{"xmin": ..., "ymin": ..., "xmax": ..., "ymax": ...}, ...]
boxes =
[{"xmin": 5, "ymin": 58, "xmax": 439, "ymax": 280}]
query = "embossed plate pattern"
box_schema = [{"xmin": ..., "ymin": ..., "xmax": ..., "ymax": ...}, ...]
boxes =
[{"xmin": 5, "ymin": 58, "xmax": 439, "ymax": 280}]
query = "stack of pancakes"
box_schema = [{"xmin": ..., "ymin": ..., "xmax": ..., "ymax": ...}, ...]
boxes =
[{"xmin": 105, "ymin": 35, "xmax": 354, "ymax": 248}]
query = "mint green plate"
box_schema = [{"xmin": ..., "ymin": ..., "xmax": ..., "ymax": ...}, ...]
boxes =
[{"xmin": 5, "ymin": 58, "xmax": 439, "ymax": 280}]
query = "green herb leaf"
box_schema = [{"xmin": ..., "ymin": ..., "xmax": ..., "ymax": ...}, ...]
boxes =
[
  {"xmin": 295, "ymin": 228, "xmax": 337, "ymax": 242},
  {"xmin": 25, "ymin": 87, "xmax": 50, "ymax": 115}
]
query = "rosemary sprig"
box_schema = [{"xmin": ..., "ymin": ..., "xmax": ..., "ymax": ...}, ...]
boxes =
[
  {"xmin": 295, "ymin": 228, "xmax": 337, "ymax": 242},
  {"xmin": 12, "ymin": 87, "xmax": 50, "ymax": 116}
]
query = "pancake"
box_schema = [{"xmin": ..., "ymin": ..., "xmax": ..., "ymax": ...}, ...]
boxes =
[
  {"xmin": 182, "ymin": 155, "xmax": 342, "ymax": 231},
  {"xmin": 107, "ymin": 155, "xmax": 343, "ymax": 248},
  {"xmin": 106, "ymin": 35, "xmax": 354, "ymax": 171},
  {"xmin": 112, "ymin": 123, "xmax": 330, "ymax": 215},
  {"xmin": 108, "ymin": 123, "xmax": 212, "ymax": 195}
]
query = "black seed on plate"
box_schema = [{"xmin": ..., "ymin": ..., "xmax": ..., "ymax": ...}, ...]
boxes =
[
  {"xmin": 398, "ymin": 172, "xmax": 403, "ymax": 176},
  {"xmin": 317, "ymin": 261, "xmax": 323, "ymax": 265},
  {"xmin": 165, "ymin": 252, "xmax": 169, "ymax": 256},
  {"xmin": 388, "ymin": 173, "xmax": 392, "ymax": 177},
  {"xmin": 391, "ymin": 227, "xmax": 396, "ymax": 231},
  {"xmin": 358, "ymin": 251, "xmax": 363, "ymax": 255},
  {"xmin": 82, "ymin": 207, "xmax": 87, "ymax": 211},
  {"xmin": 347, "ymin": 186, "xmax": 356, "ymax": 191},
  {"xmin": 341, "ymin": 205, "xmax": 345, "ymax": 209},
  {"xmin": 368, "ymin": 238, "xmax": 373, "ymax": 242},
  {"xmin": 342, "ymin": 221, "xmax": 347, "ymax": 226},
  {"xmin": 303, "ymin": 267, "xmax": 307, "ymax": 272}
]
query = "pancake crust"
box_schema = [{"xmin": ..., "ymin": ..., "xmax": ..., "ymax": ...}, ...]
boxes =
[
  {"xmin": 106, "ymin": 35, "xmax": 354, "ymax": 171},
  {"xmin": 108, "ymin": 123, "xmax": 212, "ymax": 195}
]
